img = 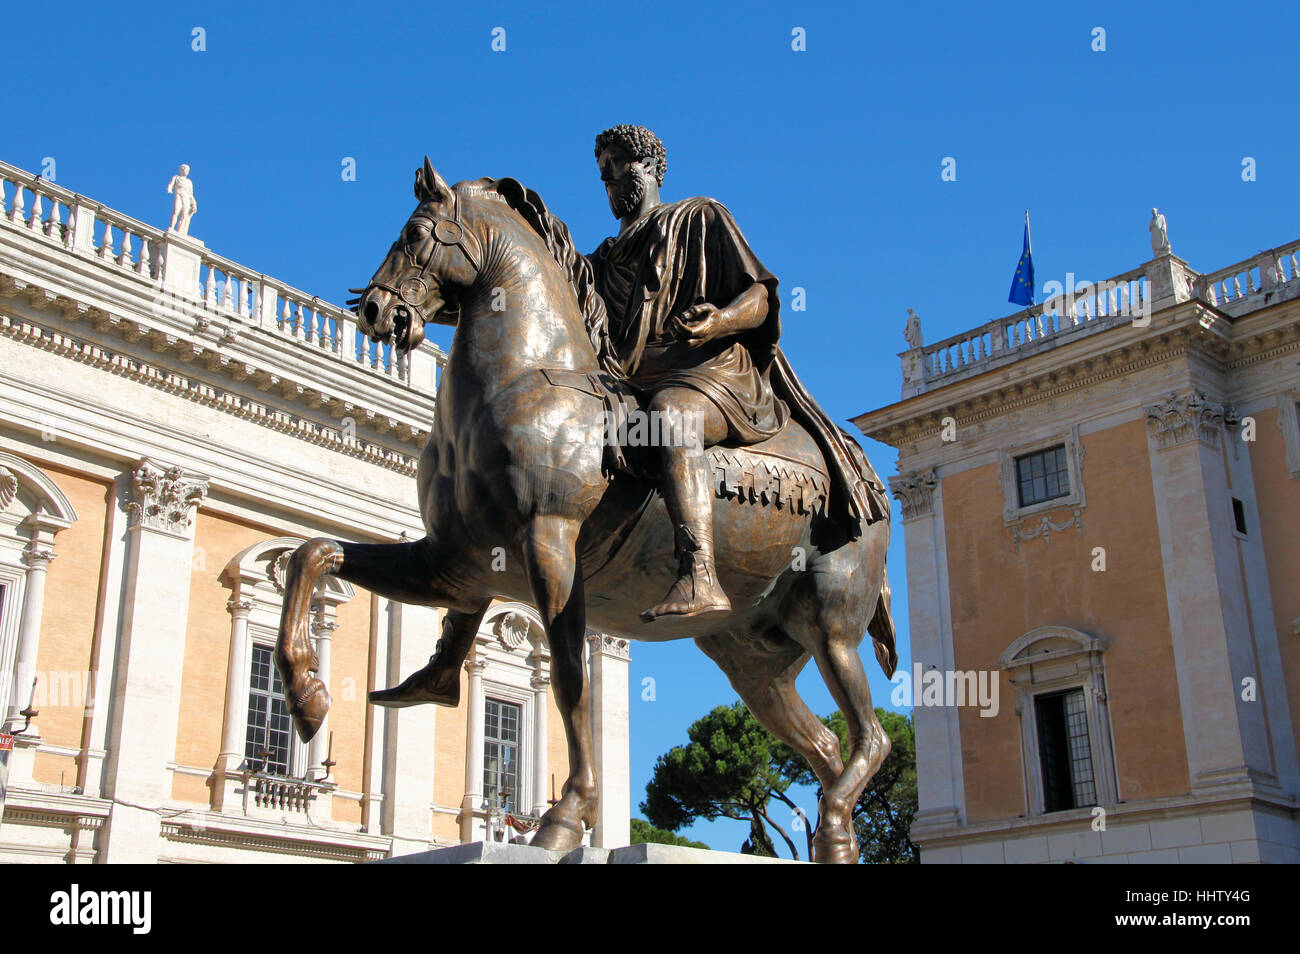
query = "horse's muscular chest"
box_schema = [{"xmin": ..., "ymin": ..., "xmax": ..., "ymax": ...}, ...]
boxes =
[{"xmin": 419, "ymin": 362, "xmax": 608, "ymax": 535}]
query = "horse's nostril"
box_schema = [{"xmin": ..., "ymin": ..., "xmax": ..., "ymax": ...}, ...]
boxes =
[{"xmin": 363, "ymin": 300, "xmax": 380, "ymax": 325}]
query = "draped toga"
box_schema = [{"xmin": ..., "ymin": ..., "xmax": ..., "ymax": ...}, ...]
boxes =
[
  {"xmin": 587, "ymin": 197, "xmax": 889, "ymax": 532},
  {"xmin": 480, "ymin": 178, "xmax": 889, "ymax": 536},
  {"xmin": 588, "ymin": 198, "xmax": 788, "ymax": 444}
]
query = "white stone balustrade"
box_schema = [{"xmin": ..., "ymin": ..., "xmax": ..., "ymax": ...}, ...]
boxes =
[
  {"xmin": 0, "ymin": 159, "xmax": 442, "ymax": 392},
  {"xmin": 918, "ymin": 267, "xmax": 1149, "ymax": 386},
  {"xmin": 906, "ymin": 230, "xmax": 1300, "ymax": 398},
  {"xmin": 1199, "ymin": 239, "xmax": 1300, "ymax": 308}
]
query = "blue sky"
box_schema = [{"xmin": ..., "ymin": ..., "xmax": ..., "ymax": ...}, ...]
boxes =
[{"xmin": 6, "ymin": 0, "xmax": 1297, "ymax": 854}]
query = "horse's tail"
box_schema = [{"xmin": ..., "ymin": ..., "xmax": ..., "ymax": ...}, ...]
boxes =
[{"xmin": 868, "ymin": 566, "xmax": 899, "ymax": 679}]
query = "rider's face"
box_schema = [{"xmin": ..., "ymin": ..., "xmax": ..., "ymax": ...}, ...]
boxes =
[{"xmin": 598, "ymin": 145, "xmax": 647, "ymax": 219}]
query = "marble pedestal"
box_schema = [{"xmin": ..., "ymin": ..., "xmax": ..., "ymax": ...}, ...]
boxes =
[{"xmin": 375, "ymin": 841, "xmax": 804, "ymax": 865}]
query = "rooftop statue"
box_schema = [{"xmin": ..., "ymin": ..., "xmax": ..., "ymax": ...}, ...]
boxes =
[
  {"xmin": 1149, "ymin": 207, "xmax": 1170, "ymax": 256},
  {"xmin": 166, "ymin": 164, "xmax": 197, "ymax": 236},
  {"xmin": 276, "ymin": 130, "xmax": 898, "ymax": 863},
  {"xmin": 904, "ymin": 307, "xmax": 924, "ymax": 349}
]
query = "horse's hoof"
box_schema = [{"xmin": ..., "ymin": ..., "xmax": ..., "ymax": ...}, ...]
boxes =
[
  {"xmin": 290, "ymin": 678, "xmax": 331, "ymax": 743},
  {"xmin": 530, "ymin": 817, "xmax": 585, "ymax": 852},
  {"xmin": 369, "ymin": 661, "xmax": 460, "ymax": 709}
]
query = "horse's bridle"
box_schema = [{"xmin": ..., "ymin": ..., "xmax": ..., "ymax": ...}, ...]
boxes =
[{"xmin": 363, "ymin": 190, "xmax": 482, "ymax": 329}]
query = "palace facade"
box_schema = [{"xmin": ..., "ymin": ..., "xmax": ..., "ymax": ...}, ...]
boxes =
[
  {"xmin": 0, "ymin": 159, "xmax": 630, "ymax": 863},
  {"xmin": 855, "ymin": 223, "xmax": 1300, "ymax": 863}
]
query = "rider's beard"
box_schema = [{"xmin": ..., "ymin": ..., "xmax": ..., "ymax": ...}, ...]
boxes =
[{"xmin": 607, "ymin": 170, "xmax": 646, "ymax": 219}]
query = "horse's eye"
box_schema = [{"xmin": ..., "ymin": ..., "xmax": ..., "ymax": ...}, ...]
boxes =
[{"xmin": 407, "ymin": 223, "xmax": 429, "ymax": 242}]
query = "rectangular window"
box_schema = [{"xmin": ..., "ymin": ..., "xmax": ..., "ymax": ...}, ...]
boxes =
[
  {"xmin": 1035, "ymin": 688, "xmax": 1096, "ymax": 812},
  {"xmin": 1232, "ymin": 497, "xmax": 1247, "ymax": 535},
  {"xmin": 245, "ymin": 644, "xmax": 292, "ymax": 776},
  {"xmin": 1016, "ymin": 444, "xmax": 1070, "ymax": 508},
  {"xmin": 483, "ymin": 697, "xmax": 521, "ymax": 813}
]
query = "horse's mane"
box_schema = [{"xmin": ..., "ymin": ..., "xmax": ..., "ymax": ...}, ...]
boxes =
[{"xmin": 463, "ymin": 177, "xmax": 623, "ymax": 378}]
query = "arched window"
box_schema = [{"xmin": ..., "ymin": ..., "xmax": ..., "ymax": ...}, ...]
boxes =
[
  {"xmin": 213, "ymin": 538, "xmax": 353, "ymax": 808},
  {"xmin": 462, "ymin": 603, "xmax": 551, "ymax": 841},
  {"xmin": 998, "ymin": 626, "xmax": 1118, "ymax": 817}
]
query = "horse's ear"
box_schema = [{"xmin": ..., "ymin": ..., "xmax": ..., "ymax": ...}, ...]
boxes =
[{"xmin": 414, "ymin": 156, "xmax": 452, "ymax": 203}]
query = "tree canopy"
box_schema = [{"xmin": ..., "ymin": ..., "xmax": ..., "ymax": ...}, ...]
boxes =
[
  {"xmin": 629, "ymin": 818, "xmax": 709, "ymax": 850},
  {"xmin": 642, "ymin": 701, "xmax": 918, "ymax": 863}
]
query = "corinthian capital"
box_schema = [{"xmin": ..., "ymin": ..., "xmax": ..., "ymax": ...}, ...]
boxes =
[
  {"xmin": 889, "ymin": 468, "xmax": 938, "ymax": 521},
  {"xmin": 586, "ymin": 631, "xmax": 630, "ymax": 659},
  {"xmin": 21, "ymin": 542, "xmax": 56, "ymax": 569},
  {"xmin": 125, "ymin": 458, "xmax": 209, "ymax": 536},
  {"xmin": 1144, "ymin": 390, "xmax": 1225, "ymax": 449}
]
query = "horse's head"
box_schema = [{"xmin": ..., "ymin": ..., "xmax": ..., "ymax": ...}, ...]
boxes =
[{"xmin": 351, "ymin": 157, "xmax": 485, "ymax": 353}]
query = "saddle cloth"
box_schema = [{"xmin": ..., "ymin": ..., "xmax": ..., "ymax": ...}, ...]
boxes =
[{"xmin": 541, "ymin": 367, "xmax": 831, "ymax": 517}]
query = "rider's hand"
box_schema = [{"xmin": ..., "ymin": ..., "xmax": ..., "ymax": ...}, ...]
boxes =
[{"xmin": 670, "ymin": 303, "xmax": 726, "ymax": 348}]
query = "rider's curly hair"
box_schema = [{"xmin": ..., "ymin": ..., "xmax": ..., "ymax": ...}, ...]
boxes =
[{"xmin": 594, "ymin": 124, "xmax": 667, "ymax": 186}]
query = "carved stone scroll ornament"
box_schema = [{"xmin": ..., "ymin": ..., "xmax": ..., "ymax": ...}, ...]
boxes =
[
  {"xmin": 0, "ymin": 466, "xmax": 17, "ymax": 510},
  {"xmin": 1144, "ymin": 390, "xmax": 1225, "ymax": 448},
  {"xmin": 1010, "ymin": 509, "xmax": 1083, "ymax": 553},
  {"xmin": 124, "ymin": 459, "xmax": 209, "ymax": 534},
  {"xmin": 269, "ymin": 550, "xmax": 293, "ymax": 594},
  {"xmin": 495, "ymin": 611, "xmax": 532, "ymax": 652}
]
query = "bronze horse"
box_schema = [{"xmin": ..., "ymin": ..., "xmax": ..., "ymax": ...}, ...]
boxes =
[{"xmin": 276, "ymin": 158, "xmax": 897, "ymax": 863}]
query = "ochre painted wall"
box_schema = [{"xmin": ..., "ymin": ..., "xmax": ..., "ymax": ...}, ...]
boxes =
[
  {"xmin": 31, "ymin": 464, "xmax": 111, "ymax": 786},
  {"xmin": 327, "ymin": 581, "xmax": 374, "ymax": 802},
  {"xmin": 1248, "ymin": 407, "xmax": 1300, "ymax": 770},
  {"xmin": 944, "ymin": 419, "xmax": 1190, "ymax": 823},
  {"xmin": 173, "ymin": 510, "xmax": 377, "ymax": 807},
  {"xmin": 433, "ymin": 670, "xmax": 469, "ymax": 840},
  {"xmin": 172, "ymin": 511, "xmax": 278, "ymax": 796}
]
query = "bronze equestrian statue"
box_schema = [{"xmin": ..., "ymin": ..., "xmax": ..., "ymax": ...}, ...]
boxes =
[{"xmin": 276, "ymin": 128, "xmax": 898, "ymax": 863}]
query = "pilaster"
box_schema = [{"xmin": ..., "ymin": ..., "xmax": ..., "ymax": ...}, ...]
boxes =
[
  {"xmin": 99, "ymin": 459, "xmax": 208, "ymax": 863},
  {"xmin": 892, "ymin": 472, "xmax": 966, "ymax": 842},
  {"xmin": 1143, "ymin": 390, "xmax": 1274, "ymax": 794},
  {"xmin": 380, "ymin": 600, "xmax": 439, "ymax": 854},
  {"xmin": 586, "ymin": 632, "xmax": 630, "ymax": 849}
]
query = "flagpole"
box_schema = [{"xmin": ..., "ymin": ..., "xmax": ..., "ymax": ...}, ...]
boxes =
[{"xmin": 1025, "ymin": 209, "xmax": 1032, "ymax": 254}]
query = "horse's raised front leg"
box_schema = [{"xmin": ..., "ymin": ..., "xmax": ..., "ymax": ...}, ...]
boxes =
[
  {"xmin": 522, "ymin": 514, "xmax": 598, "ymax": 852},
  {"xmin": 370, "ymin": 604, "xmax": 489, "ymax": 709},
  {"xmin": 276, "ymin": 538, "xmax": 343, "ymax": 743},
  {"xmin": 277, "ymin": 536, "xmax": 447, "ymax": 742}
]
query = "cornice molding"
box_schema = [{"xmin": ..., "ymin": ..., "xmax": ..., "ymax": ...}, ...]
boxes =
[
  {"xmin": 858, "ymin": 311, "xmax": 1300, "ymax": 449},
  {"xmin": 0, "ymin": 309, "xmax": 422, "ymax": 477}
]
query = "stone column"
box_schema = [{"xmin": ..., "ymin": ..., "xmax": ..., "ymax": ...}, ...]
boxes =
[
  {"xmin": 4, "ymin": 543, "xmax": 54, "ymax": 733},
  {"xmin": 99, "ymin": 459, "xmax": 208, "ymax": 864},
  {"xmin": 1144, "ymin": 391, "xmax": 1273, "ymax": 792},
  {"xmin": 460, "ymin": 656, "xmax": 487, "ymax": 843},
  {"xmin": 307, "ymin": 614, "xmax": 336, "ymax": 781},
  {"xmin": 211, "ymin": 597, "xmax": 252, "ymax": 810},
  {"xmin": 586, "ymin": 632, "xmax": 630, "ymax": 849},
  {"xmin": 362, "ymin": 594, "xmax": 388, "ymax": 835},
  {"xmin": 530, "ymin": 671, "xmax": 550, "ymax": 818},
  {"xmin": 889, "ymin": 468, "xmax": 966, "ymax": 845},
  {"xmin": 379, "ymin": 601, "xmax": 439, "ymax": 854}
]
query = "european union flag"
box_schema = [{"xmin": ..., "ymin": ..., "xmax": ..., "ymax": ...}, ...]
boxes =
[{"xmin": 1008, "ymin": 222, "xmax": 1035, "ymax": 307}]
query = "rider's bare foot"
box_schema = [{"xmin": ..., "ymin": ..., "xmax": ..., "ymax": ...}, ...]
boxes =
[
  {"xmin": 369, "ymin": 654, "xmax": 461, "ymax": 708},
  {"xmin": 640, "ymin": 554, "xmax": 731, "ymax": 622}
]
